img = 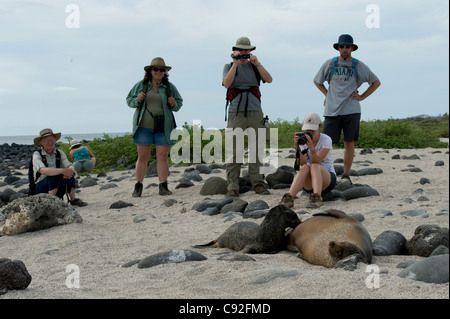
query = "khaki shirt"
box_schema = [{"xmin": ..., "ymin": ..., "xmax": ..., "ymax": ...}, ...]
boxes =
[{"xmin": 32, "ymin": 147, "xmax": 72, "ymax": 183}]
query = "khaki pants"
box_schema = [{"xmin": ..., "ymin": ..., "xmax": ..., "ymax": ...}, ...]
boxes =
[{"xmin": 226, "ymin": 111, "xmax": 265, "ymax": 191}]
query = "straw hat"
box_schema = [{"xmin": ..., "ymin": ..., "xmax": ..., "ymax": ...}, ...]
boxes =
[
  {"xmin": 232, "ymin": 36, "xmax": 256, "ymax": 51},
  {"xmin": 144, "ymin": 57, "xmax": 172, "ymax": 71},
  {"xmin": 33, "ymin": 128, "xmax": 61, "ymax": 146}
]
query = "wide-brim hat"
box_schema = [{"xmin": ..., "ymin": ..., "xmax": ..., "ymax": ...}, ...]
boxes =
[
  {"xmin": 144, "ymin": 57, "xmax": 172, "ymax": 71},
  {"xmin": 70, "ymin": 139, "xmax": 82, "ymax": 149},
  {"xmin": 34, "ymin": 128, "xmax": 61, "ymax": 146},
  {"xmin": 232, "ymin": 36, "xmax": 256, "ymax": 51},
  {"xmin": 333, "ymin": 34, "xmax": 358, "ymax": 51},
  {"xmin": 302, "ymin": 112, "xmax": 322, "ymax": 131}
]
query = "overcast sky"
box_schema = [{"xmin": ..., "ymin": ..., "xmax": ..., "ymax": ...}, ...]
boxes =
[{"xmin": 0, "ymin": 0, "xmax": 448, "ymax": 137}]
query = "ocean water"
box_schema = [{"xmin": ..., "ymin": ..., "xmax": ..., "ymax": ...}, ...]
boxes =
[{"xmin": 0, "ymin": 132, "xmax": 130, "ymax": 146}]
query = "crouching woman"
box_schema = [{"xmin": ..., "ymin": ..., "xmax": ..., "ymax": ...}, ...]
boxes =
[{"xmin": 280, "ymin": 112, "xmax": 336, "ymax": 208}]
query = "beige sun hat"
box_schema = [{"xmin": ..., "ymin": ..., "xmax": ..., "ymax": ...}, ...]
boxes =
[
  {"xmin": 232, "ymin": 36, "xmax": 256, "ymax": 51},
  {"xmin": 144, "ymin": 57, "xmax": 172, "ymax": 71},
  {"xmin": 302, "ymin": 112, "xmax": 322, "ymax": 131},
  {"xmin": 34, "ymin": 128, "xmax": 61, "ymax": 146},
  {"xmin": 70, "ymin": 139, "xmax": 82, "ymax": 149}
]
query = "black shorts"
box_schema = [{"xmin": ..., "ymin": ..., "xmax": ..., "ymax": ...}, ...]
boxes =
[
  {"xmin": 323, "ymin": 113, "xmax": 361, "ymax": 143},
  {"xmin": 303, "ymin": 172, "xmax": 337, "ymax": 194}
]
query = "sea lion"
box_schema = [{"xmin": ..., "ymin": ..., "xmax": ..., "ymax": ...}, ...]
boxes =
[
  {"xmin": 287, "ymin": 209, "xmax": 372, "ymax": 268},
  {"xmin": 193, "ymin": 205, "xmax": 301, "ymax": 254}
]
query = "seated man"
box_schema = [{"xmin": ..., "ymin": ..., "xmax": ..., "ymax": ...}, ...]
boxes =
[{"xmin": 31, "ymin": 128, "xmax": 87, "ymax": 207}]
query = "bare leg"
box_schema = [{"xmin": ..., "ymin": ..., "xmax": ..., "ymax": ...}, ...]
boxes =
[
  {"xmin": 343, "ymin": 141, "xmax": 355, "ymax": 176},
  {"xmin": 309, "ymin": 163, "xmax": 323, "ymax": 195},
  {"xmin": 136, "ymin": 145, "xmax": 152, "ymax": 182},
  {"xmin": 289, "ymin": 164, "xmax": 311, "ymax": 197},
  {"xmin": 310, "ymin": 164, "xmax": 332, "ymax": 196},
  {"xmin": 155, "ymin": 145, "xmax": 170, "ymax": 183}
]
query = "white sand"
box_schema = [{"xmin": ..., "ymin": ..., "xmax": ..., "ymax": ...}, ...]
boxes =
[{"xmin": 1, "ymin": 146, "xmax": 448, "ymax": 299}]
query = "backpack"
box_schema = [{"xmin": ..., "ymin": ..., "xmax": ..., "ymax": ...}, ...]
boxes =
[
  {"xmin": 28, "ymin": 149, "xmax": 61, "ymax": 196},
  {"xmin": 224, "ymin": 62, "xmax": 263, "ymax": 121},
  {"xmin": 137, "ymin": 80, "xmax": 177, "ymax": 129},
  {"xmin": 328, "ymin": 56, "xmax": 358, "ymax": 82}
]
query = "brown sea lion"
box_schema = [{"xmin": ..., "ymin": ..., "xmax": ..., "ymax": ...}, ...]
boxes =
[
  {"xmin": 193, "ymin": 205, "xmax": 301, "ymax": 254},
  {"xmin": 287, "ymin": 209, "xmax": 372, "ymax": 267}
]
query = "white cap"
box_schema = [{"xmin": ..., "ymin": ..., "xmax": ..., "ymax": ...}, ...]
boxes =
[{"xmin": 302, "ymin": 112, "xmax": 322, "ymax": 130}]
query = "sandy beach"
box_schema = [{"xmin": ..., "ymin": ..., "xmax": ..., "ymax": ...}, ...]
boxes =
[{"xmin": 1, "ymin": 145, "xmax": 448, "ymax": 300}]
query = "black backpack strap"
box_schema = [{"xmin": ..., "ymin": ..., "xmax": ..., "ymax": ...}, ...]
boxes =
[
  {"xmin": 224, "ymin": 62, "xmax": 262, "ymax": 121},
  {"xmin": 136, "ymin": 81, "xmax": 149, "ymax": 126},
  {"xmin": 164, "ymin": 80, "xmax": 177, "ymax": 128},
  {"xmin": 251, "ymin": 63, "xmax": 262, "ymax": 85},
  {"xmin": 35, "ymin": 151, "xmax": 46, "ymax": 182}
]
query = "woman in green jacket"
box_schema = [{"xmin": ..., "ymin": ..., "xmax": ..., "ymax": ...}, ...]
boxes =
[{"xmin": 126, "ymin": 57, "xmax": 183, "ymax": 197}]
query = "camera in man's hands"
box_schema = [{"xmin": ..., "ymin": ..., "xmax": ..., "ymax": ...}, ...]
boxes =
[
  {"xmin": 231, "ymin": 53, "xmax": 250, "ymax": 60},
  {"xmin": 296, "ymin": 131, "xmax": 312, "ymax": 145}
]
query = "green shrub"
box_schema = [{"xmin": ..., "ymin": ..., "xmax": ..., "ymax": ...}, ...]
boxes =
[
  {"xmin": 61, "ymin": 134, "xmax": 138, "ymax": 174},
  {"xmin": 57, "ymin": 116, "xmax": 448, "ymax": 172}
]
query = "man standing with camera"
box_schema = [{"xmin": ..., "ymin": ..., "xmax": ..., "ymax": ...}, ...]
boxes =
[
  {"xmin": 313, "ymin": 34, "xmax": 381, "ymax": 182},
  {"xmin": 223, "ymin": 36, "xmax": 273, "ymax": 197}
]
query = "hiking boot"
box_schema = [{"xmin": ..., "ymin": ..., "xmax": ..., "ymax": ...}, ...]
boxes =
[
  {"xmin": 306, "ymin": 193, "xmax": 323, "ymax": 208},
  {"xmin": 226, "ymin": 190, "xmax": 239, "ymax": 197},
  {"xmin": 341, "ymin": 174, "xmax": 352, "ymax": 183},
  {"xmin": 70, "ymin": 198, "xmax": 88, "ymax": 207},
  {"xmin": 132, "ymin": 182, "xmax": 143, "ymax": 197},
  {"xmin": 280, "ymin": 193, "xmax": 294, "ymax": 208},
  {"xmin": 254, "ymin": 183, "xmax": 270, "ymax": 195},
  {"xmin": 159, "ymin": 182, "xmax": 172, "ymax": 196}
]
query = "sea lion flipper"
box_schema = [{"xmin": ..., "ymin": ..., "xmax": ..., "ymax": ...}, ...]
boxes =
[
  {"xmin": 329, "ymin": 241, "xmax": 364, "ymax": 260},
  {"xmin": 192, "ymin": 239, "xmax": 217, "ymax": 249},
  {"xmin": 313, "ymin": 209, "xmax": 347, "ymax": 219}
]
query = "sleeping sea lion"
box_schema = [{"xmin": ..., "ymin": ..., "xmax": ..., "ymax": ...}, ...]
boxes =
[
  {"xmin": 287, "ymin": 209, "xmax": 372, "ymax": 267},
  {"xmin": 193, "ymin": 205, "xmax": 301, "ymax": 254}
]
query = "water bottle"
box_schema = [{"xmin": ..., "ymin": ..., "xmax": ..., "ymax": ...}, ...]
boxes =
[
  {"xmin": 263, "ymin": 115, "xmax": 270, "ymax": 141},
  {"xmin": 263, "ymin": 115, "xmax": 269, "ymax": 128}
]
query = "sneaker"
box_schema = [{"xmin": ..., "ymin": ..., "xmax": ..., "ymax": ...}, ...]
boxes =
[
  {"xmin": 70, "ymin": 198, "xmax": 88, "ymax": 207},
  {"xmin": 306, "ymin": 193, "xmax": 323, "ymax": 208},
  {"xmin": 280, "ymin": 193, "xmax": 294, "ymax": 208},
  {"xmin": 159, "ymin": 182, "xmax": 172, "ymax": 196},
  {"xmin": 254, "ymin": 183, "xmax": 270, "ymax": 195},
  {"xmin": 226, "ymin": 190, "xmax": 239, "ymax": 197},
  {"xmin": 132, "ymin": 182, "xmax": 143, "ymax": 197}
]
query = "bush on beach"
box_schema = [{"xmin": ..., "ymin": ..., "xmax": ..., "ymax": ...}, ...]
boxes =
[{"xmin": 59, "ymin": 115, "xmax": 449, "ymax": 174}]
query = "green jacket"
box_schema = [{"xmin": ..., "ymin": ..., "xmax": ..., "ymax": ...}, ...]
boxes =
[{"xmin": 126, "ymin": 80, "xmax": 183, "ymax": 144}]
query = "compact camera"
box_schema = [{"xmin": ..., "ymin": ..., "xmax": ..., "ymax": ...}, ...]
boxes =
[
  {"xmin": 231, "ymin": 53, "xmax": 250, "ymax": 60},
  {"xmin": 296, "ymin": 131, "xmax": 312, "ymax": 145}
]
